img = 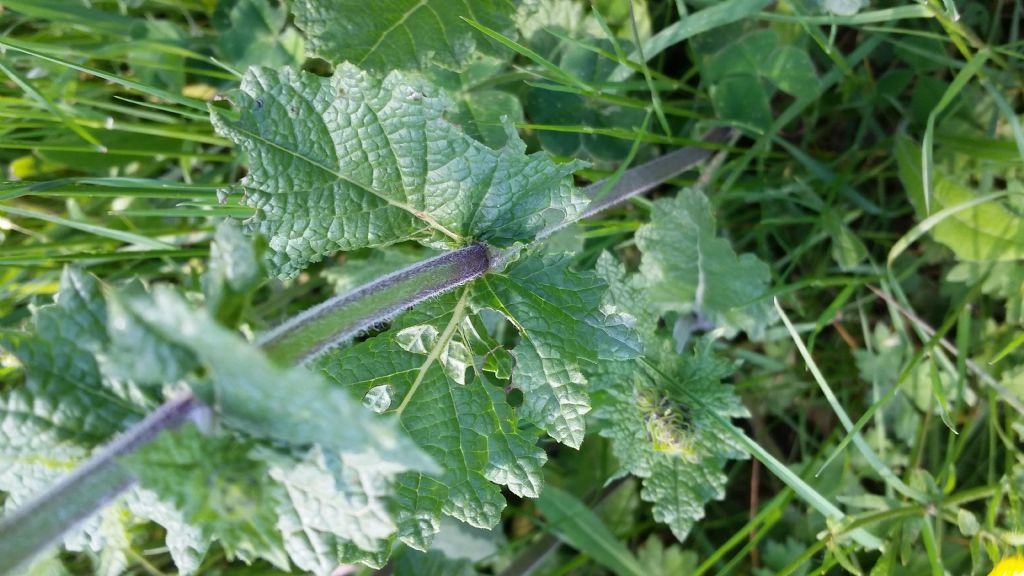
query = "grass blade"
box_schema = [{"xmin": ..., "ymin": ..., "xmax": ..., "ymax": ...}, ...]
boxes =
[
  {"xmin": 921, "ymin": 49, "xmax": 990, "ymax": 213},
  {"xmin": 0, "ymin": 37, "xmax": 208, "ymax": 112},
  {"xmin": 610, "ymin": 0, "xmax": 773, "ymax": 81},
  {"xmin": 460, "ymin": 17, "xmax": 591, "ymax": 90},
  {"xmin": 535, "ymin": 485, "xmax": 646, "ymax": 576},
  {"xmin": 0, "ymin": 60, "xmax": 105, "ymax": 151},
  {"xmin": 774, "ymin": 299, "xmax": 926, "ymax": 501},
  {"xmin": 0, "ymin": 204, "xmax": 176, "ymax": 249}
]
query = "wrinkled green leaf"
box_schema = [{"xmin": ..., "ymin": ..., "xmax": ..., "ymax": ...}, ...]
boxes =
[
  {"xmin": 119, "ymin": 285, "xmax": 435, "ymax": 473},
  {"xmin": 318, "ymin": 289, "xmax": 547, "ymax": 555},
  {"xmin": 312, "ymin": 251, "xmax": 638, "ymax": 557},
  {"xmin": 588, "ymin": 254, "xmax": 750, "ymax": 541},
  {"xmin": 2, "ymin": 258, "xmax": 439, "ymax": 573},
  {"xmin": 426, "ymin": 58, "xmax": 523, "ymax": 148},
  {"xmin": 476, "ymin": 253, "xmax": 641, "ymax": 447},
  {"xmin": 123, "ymin": 425, "xmax": 290, "ymax": 569},
  {"xmin": 212, "ymin": 65, "xmax": 586, "ymax": 277},
  {"xmin": 0, "ymin": 269, "xmax": 207, "ymax": 573}
]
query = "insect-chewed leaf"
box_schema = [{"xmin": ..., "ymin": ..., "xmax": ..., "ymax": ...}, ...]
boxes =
[
  {"xmin": 317, "ymin": 289, "xmax": 546, "ymax": 557},
  {"xmin": 588, "ymin": 255, "xmax": 750, "ymax": 541},
  {"xmin": 313, "ymin": 250, "xmax": 641, "ymax": 558},
  {"xmin": 212, "ymin": 65, "xmax": 586, "ymax": 277},
  {"xmin": 476, "ymin": 253, "xmax": 642, "ymax": 448}
]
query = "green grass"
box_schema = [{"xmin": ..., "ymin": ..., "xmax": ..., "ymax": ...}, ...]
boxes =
[{"xmin": 1, "ymin": 0, "xmax": 1023, "ymax": 574}]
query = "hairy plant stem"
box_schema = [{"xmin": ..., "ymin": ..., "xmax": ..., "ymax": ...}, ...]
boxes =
[
  {"xmin": 0, "ymin": 132, "xmax": 729, "ymax": 574},
  {"xmin": 0, "ymin": 395, "xmax": 201, "ymax": 574},
  {"xmin": 260, "ymin": 245, "xmax": 489, "ymax": 365},
  {"xmin": 261, "ymin": 127, "xmax": 733, "ymax": 362}
]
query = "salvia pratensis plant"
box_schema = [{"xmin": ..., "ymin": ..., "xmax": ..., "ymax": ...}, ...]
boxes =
[
  {"xmin": 0, "ymin": 70, "xmax": 769, "ymax": 570},
  {"xmin": 10, "ymin": 0, "xmax": 1021, "ymax": 574}
]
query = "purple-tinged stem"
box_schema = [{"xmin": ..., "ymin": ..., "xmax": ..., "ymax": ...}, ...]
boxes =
[
  {"xmin": 0, "ymin": 132, "xmax": 728, "ymax": 574},
  {"xmin": 0, "ymin": 395, "xmax": 201, "ymax": 574}
]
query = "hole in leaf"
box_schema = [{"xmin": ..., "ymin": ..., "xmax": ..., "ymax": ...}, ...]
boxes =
[
  {"xmin": 362, "ymin": 384, "xmax": 393, "ymax": 414},
  {"xmin": 506, "ymin": 388, "xmax": 524, "ymax": 407}
]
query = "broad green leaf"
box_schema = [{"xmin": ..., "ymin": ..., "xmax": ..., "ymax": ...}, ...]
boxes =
[
  {"xmin": 933, "ymin": 178, "xmax": 1024, "ymax": 259},
  {"xmin": 102, "ymin": 282, "xmax": 199, "ymax": 392},
  {"xmin": 702, "ymin": 29, "xmax": 777, "ymax": 85},
  {"xmin": 0, "ymin": 268, "xmax": 140, "ymax": 439},
  {"xmin": 590, "ymin": 341, "xmax": 749, "ymax": 540},
  {"xmin": 635, "ymin": 190, "xmax": 774, "ymax": 339},
  {"xmin": 0, "ymin": 269, "xmax": 210, "ymax": 574},
  {"xmin": 476, "ymin": 253, "xmax": 641, "ymax": 447},
  {"xmin": 111, "ymin": 280, "xmax": 442, "ymax": 573},
  {"xmin": 853, "ymin": 324, "xmax": 975, "ymax": 447},
  {"xmin": 764, "ymin": 46, "xmax": 818, "ymax": 100},
  {"xmin": 213, "ymin": 0, "xmax": 304, "ymax": 69},
  {"xmin": 291, "ymin": 0, "xmax": 518, "ymax": 71},
  {"xmin": 947, "ymin": 261, "xmax": 1024, "ymax": 324},
  {"xmin": 588, "ymin": 255, "xmax": 749, "ymax": 541},
  {"xmin": 636, "ymin": 535, "xmax": 699, "ymax": 576},
  {"xmin": 123, "ymin": 489, "xmax": 209, "ymax": 575},
  {"xmin": 426, "ymin": 59, "xmax": 523, "ymax": 148},
  {"xmin": 896, "ymin": 136, "xmax": 1024, "ymax": 262},
  {"xmin": 263, "ymin": 446, "xmax": 411, "ymax": 573},
  {"xmin": 3, "ymin": 261, "xmax": 437, "ymax": 573},
  {"xmin": 212, "ymin": 65, "xmax": 586, "ymax": 277},
  {"xmin": 595, "ymin": 252, "xmax": 659, "ymax": 344},
  {"xmin": 702, "ymin": 29, "xmax": 817, "ymax": 128},
  {"xmin": 314, "ymin": 252, "xmax": 638, "ymax": 557},
  {"xmin": 707, "ymin": 75, "xmax": 772, "ymax": 130},
  {"xmin": 0, "ymin": 391, "xmax": 99, "ymax": 517},
  {"xmin": 204, "ymin": 220, "xmax": 265, "ymax": 327},
  {"xmin": 317, "ymin": 290, "xmax": 547, "ymax": 551}
]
